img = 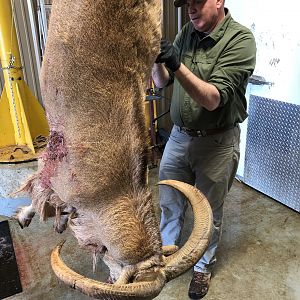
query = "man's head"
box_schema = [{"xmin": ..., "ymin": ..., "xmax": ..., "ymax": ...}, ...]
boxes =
[{"xmin": 174, "ymin": 0, "xmax": 225, "ymax": 33}]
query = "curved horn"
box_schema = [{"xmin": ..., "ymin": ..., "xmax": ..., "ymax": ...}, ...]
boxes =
[
  {"xmin": 159, "ymin": 180, "xmax": 213, "ymax": 281},
  {"xmin": 51, "ymin": 242, "xmax": 166, "ymax": 300}
]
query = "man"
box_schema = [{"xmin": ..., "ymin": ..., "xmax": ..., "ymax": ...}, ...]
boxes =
[{"xmin": 152, "ymin": 0, "xmax": 256, "ymax": 299}]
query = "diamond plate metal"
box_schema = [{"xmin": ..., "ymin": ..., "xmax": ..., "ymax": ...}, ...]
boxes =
[{"xmin": 244, "ymin": 95, "xmax": 300, "ymax": 212}]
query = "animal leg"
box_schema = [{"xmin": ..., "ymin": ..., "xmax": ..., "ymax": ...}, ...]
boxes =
[
  {"xmin": 54, "ymin": 205, "xmax": 77, "ymax": 234},
  {"xmin": 14, "ymin": 204, "xmax": 35, "ymax": 228}
]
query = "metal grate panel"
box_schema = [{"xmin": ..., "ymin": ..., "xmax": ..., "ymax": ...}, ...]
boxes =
[{"xmin": 244, "ymin": 95, "xmax": 300, "ymax": 212}]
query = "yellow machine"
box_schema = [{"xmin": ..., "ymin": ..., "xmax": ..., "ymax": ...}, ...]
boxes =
[{"xmin": 0, "ymin": 0, "xmax": 49, "ymax": 162}]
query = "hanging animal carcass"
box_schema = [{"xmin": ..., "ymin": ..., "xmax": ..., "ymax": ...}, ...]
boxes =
[{"xmin": 15, "ymin": 0, "xmax": 213, "ymax": 299}]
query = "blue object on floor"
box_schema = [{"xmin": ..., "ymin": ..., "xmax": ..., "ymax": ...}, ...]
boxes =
[{"xmin": 0, "ymin": 197, "xmax": 31, "ymax": 217}]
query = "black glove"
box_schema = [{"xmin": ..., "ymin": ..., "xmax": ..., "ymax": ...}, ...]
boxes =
[{"xmin": 155, "ymin": 39, "xmax": 181, "ymax": 72}]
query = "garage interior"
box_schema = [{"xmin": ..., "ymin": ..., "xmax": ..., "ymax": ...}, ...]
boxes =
[{"xmin": 0, "ymin": 1, "xmax": 299, "ymax": 300}]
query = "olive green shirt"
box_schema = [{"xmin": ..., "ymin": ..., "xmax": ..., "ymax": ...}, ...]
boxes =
[{"xmin": 170, "ymin": 9, "xmax": 256, "ymax": 130}]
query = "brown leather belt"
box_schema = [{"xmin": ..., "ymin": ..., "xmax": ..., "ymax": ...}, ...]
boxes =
[{"xmin": 179, "ymin": 124, "xmax": 237, "ymax": 137}]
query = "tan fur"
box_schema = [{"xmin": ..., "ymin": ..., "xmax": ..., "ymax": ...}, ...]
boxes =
[{"xmin": 18, "ymin": 0, "xmax": 162, "ymax": 280}]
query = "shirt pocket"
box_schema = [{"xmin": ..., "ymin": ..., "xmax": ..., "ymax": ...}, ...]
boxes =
[
  {"xmin": 192, "ymin": 56, "xmax": 215, "ymax": 81},
  {"xmin": 182, "ymin": 53, "xmax": 193, "ymax": 66}
]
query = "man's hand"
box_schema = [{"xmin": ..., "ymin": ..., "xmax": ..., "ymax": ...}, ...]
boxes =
[{"xmin": 155, "ymin": 39, "xmax": 181, "ymax": 72}]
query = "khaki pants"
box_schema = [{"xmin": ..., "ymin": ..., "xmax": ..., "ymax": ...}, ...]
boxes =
[{"xmin": 159, "ymin": 124, "xmax": 240, "ymax": 273}]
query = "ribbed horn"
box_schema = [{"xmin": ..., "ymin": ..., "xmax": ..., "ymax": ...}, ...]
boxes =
[
  {"xmin": 158, "ymin": 180, "xmax": 213, "ymax": 281},
  {"xmin": 51, "ymin": 241, "xmax": 166, "ymax": 300}
]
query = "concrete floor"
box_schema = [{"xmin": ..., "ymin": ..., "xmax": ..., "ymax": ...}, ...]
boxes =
[{"xmin": 0, "ymin": 162, "xmax": 300, "ymax": 300}]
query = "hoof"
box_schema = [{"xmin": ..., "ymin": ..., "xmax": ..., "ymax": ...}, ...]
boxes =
[
  {"xmin": 14, "ymin": 207, "xmax": 35, "ymax": 229},
  {"xmin": 54, "ymin": 222, "xmax": 68, "ymax": 234},
  {"xmin": 54, "ymin": 215, "xmax": 69, "ymax": 234}
]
